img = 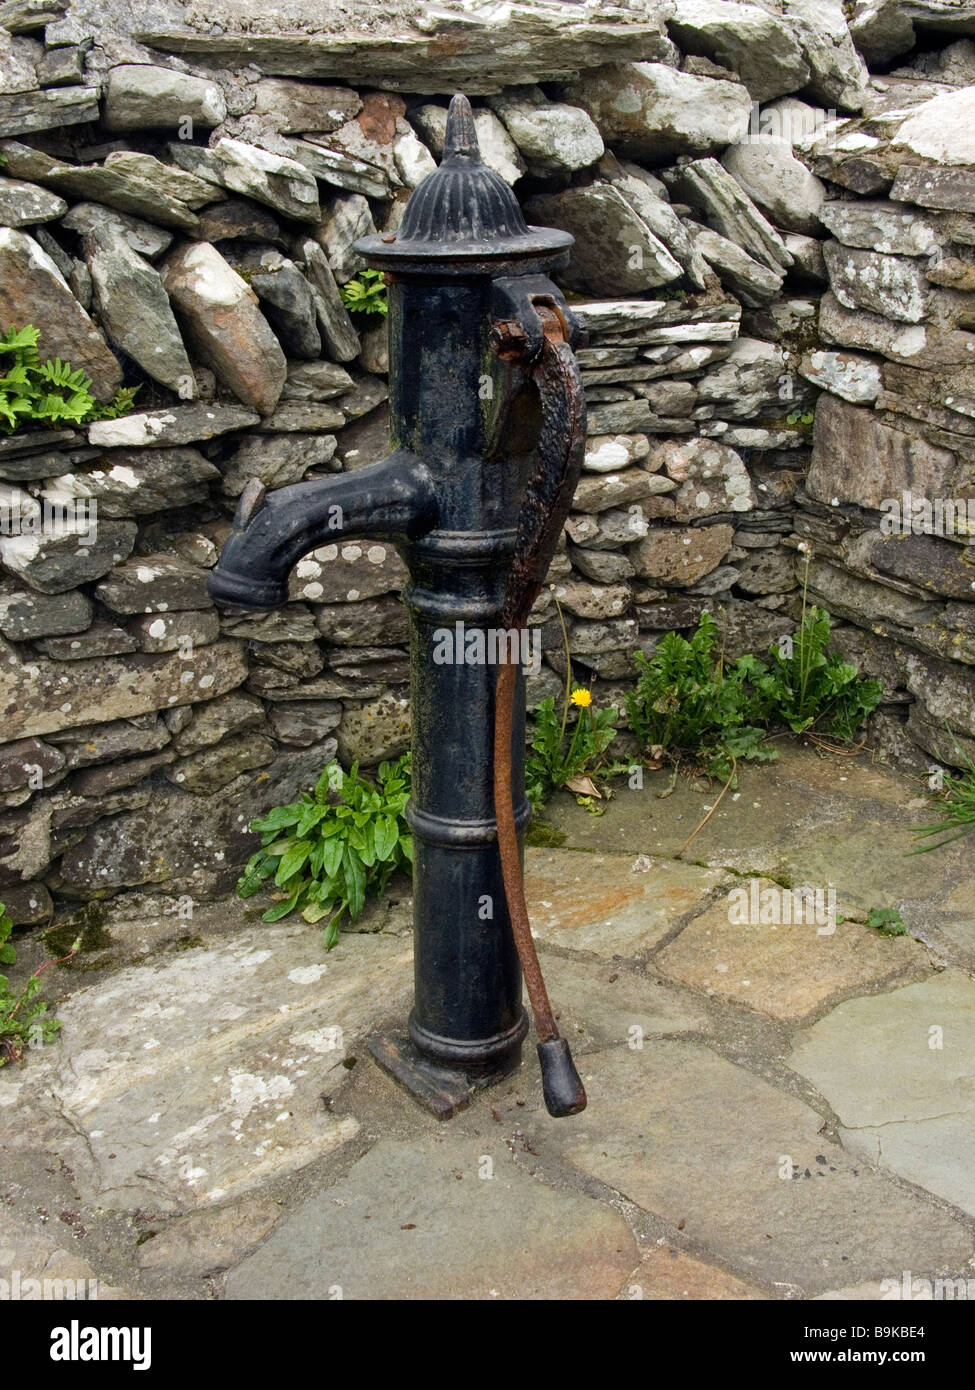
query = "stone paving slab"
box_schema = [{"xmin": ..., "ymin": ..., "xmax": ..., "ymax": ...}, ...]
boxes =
[
  {"xmin": 935, "ymin": 877, "xmax": 975, "ymax": 961},
  {"xmin": 757, "ymin": 823, "xmax": 955, "ymax": 918},
  {"xmin": 225, "ymin": 1133, "xmax": 638, "ymax": 1300},
  {"xmin": 656, "ymin": 877, "xmax": 932, "ymax": 1020},
  {"xmin": 542, "ymin": 746, "xmax": 971, "ymax": 923},
  {"xmin": 535, "ymin": 1041, "xmax": 972, "ymax": 1295},
  {"xmin": 0, "ymin": 924, "xmax": 413, "ymax": 1212},
  {"xmin": 790, "ymin": 970, "xmax": 975, "ymax": 1217},
  {"xmin": 136, "ymin": 1194, "xmax": 283, "ymax": 1275},
  {"xmin": 620, "ymin": 1246, "xmax": 768, "ymax": 1300},
  {"xmin": 539, "ymin": 951, "xmax": 711, "ymax": 1051},
  {"xmin": 0, "ymin": 1209, "xmax": 132, "ymax": 1301},
  {"xmin": 525, "ymin": 848, "xmax": 729, "ymax": 958},
  {"xmin": 814, "ymin": 1282, "xmax": 890, "ymax": 1300}
]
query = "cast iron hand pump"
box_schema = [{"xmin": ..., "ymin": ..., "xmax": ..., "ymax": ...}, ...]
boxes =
[{"xmin": 209, "ymin": 93, "xmax": 587, "ymax": 1118}]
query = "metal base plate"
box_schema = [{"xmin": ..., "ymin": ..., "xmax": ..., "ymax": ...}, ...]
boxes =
[{"xmin": 367, "ymin": 1029, "xmax": 521, "ymax": 1120}]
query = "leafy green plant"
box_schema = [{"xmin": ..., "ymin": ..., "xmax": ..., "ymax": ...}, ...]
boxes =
[
  {"xmin": 866, "ymin": 906, "xmax": 907, "ymax": 937},
  {"xmin": 626, "ymin": 591, "xmax": 882, "ymax": 780},
  {"xmin": 237, "ymin": 756, "xmax": 412, "ymax": 948},
  {"xmin": 0, "ymin": 324, "xmax": 139, "ymax": 432},
  {"xmin": 526, "ymin": 687, "xmax": 621, "ymax": 811},
  {"xmin": 745, "ymin": 605, "xmax": 883, "ymax": 741},
  {"xmin": 339, "ymin": 270, "xmax": 388, "ymax": 318},
  {"xmin": 786, "ymin": 408, "xmax": 815, "ymax": 428},
  {"xmin": 87, "ymin": 384, "xmax": 142, "ymax": 421},
  {"xmin": 911, "ymin": 732, "xmax": 975, "ymax": 853},
  {"xmin": 0, "ymin": 902, "xmax": 62, "ymax": 1067},
  {"xmin": 748, "ymin": 549, "xmax": 882, "ymax": 740},
  {"xmin": 526, "ymin": 594, "xmax": 623, "ymax": 812},
  {"xmin": 626, "ymin": 611, "xmax": 774, "ymax": 781}
]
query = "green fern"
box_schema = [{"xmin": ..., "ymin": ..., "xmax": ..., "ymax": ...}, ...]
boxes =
[
  {"xmin": 339, "ymin": 269, "xmax": 388, "ymax": 318},
  {"xmin": 87, "ymin": 385, "xmax": 142, "ymax": 421},
  {"xmin": 37, "ymin": 357, "xmax": 93, "ymax": 392},
  {"xmin": 0, "ymin": 323, "xmax": 40, "ymax": 358},
  {"xmin": 0, "ymin": 391, "xmax": 33, "ymax": 429},
  {"xmin": 0, "ymin": 325, "xmax": 139, "ymax": 433}
]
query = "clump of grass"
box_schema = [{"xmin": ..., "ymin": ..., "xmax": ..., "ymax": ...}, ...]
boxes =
[
  {"xmin": 911, "ymin": 733, "xmax": 975, "ymax": 853},
  {"xmin": 1, "ymin": 902, "xmax": 76, "ymax": 1066}
]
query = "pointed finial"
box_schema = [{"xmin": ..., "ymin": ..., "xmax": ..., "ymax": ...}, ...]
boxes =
[{"xmin": 443, "ymin": 92, "xmax": 480, "ymax": 163}]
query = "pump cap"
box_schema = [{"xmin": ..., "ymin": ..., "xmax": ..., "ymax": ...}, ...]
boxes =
[{"xmin": 354, "ymin": 93, "xmax": 572, "ymax": 272}]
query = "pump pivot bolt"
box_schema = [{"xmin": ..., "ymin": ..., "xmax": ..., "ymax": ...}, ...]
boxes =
[{"xmin": 491, "ymin": 319, "xmax": 530, "ymax": 361}]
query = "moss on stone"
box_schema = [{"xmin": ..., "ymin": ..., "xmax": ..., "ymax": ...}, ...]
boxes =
[
  {"xmin": 42, "ymin": 902, "xmax": 115, "ymax": 960},
  {"xmin": 170, "ymin": 934, "xmax": 205, "ymax": 951},
  {"xmin": 525, "ymin": 821, "xmax": 568, "ymax": 848}
]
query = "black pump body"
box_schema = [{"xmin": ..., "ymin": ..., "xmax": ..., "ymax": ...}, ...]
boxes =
[{"xmin": 209, "ymin": 95, "xmax": 585, "ymax": 1113}]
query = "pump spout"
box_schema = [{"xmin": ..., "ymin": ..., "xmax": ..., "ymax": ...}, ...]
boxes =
[{"xmin": 208, "ymin": 449, "xmax": 439, "ymax": 609}]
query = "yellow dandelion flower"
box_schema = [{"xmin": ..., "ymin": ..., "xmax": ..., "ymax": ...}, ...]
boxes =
[{"xmin": 570, "ymin": 688, "xmax": 592, "ymax": 708}]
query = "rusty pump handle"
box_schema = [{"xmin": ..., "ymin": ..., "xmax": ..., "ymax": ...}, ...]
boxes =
[{"xmin": 492, "ymin": 293, "xmax": 588, "ymax": 1118}]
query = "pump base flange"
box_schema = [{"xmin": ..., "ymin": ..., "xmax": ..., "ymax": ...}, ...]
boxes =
[{"xmin": 367, "ymin": 1028, "xmax": 523, "ymax": 1119}]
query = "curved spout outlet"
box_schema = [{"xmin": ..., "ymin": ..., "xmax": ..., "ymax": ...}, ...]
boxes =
[{"xmin": 209, "ymin": 449, "xmax": 439, "ymax": 609}]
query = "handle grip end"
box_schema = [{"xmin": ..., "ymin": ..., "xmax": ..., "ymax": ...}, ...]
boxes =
[{"xmin": 537, "ymin": 1038, "xmax": 587, "ymax": 1117}]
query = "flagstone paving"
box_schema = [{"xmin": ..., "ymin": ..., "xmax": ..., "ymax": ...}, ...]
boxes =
[
  {"xmin": 0, "ymin": 742, "xmax": 973, "ymax": 1300},
  {"xmin": 226, "ymin": 1133, "xmax": 638, "ymax": 1301},
  {"xmin": 526, "ymin": 850, "xmax": 730, "ymax": 957},
  {"xmin": 655, "ymin": 877, "xmax": 932, "ymax": 1020},
  {"xmin": 620, "ymin": 1247, "xmax": 768, "ymax": 1301},
  {"xmin": 790, "ymin": 971, "xmax": 975, "ymax": 1218},
  {"xmin": 0, "ymin": 925, "xmax": 413, "ymax": 1213},
  {"xmin": 532, "ymin": 1042, "xmax": 971, "ymax": 1296},
  {"xmin": 543, "ymin": 743, "xmax": 974, "ymax": 952}
]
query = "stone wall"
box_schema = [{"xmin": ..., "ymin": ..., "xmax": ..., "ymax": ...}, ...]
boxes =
[{"xmin": 0, "ymin": 0, "xmax": 972, "ymax": 922}]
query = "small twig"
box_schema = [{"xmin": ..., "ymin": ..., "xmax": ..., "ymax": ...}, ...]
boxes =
[
  {"xmin": 674, "ymin": 755, "xmax": 737, "ymax": 859},
  {"xmin": 806, "ymin": 733, "xmax": 868, "ymax": 757},
  {"xmin": 29, "ymin": 945, "xmax": 80, "ymax": 980}
]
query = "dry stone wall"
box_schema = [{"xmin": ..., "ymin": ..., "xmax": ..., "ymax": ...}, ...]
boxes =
[{"xmin": 0, "ymin": 0, "xmax": 972, "ymax": 921}]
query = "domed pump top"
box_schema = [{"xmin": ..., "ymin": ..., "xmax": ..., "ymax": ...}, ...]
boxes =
[
  {"xmin": 354, "ymin": 92, "xmax": 572, "ymax": 273},
  {"xmin": 440, "ymin": 87, "xmax": 479, "ymax": 162}
]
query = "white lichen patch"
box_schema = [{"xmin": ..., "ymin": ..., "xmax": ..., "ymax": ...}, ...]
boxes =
[
  {"xmin": 287, "ymin": 965, "xmax": 327, "ymax": 985},
  {"xmin": 288, "ymin": 1028, "xmax": 342, "ymax": 1054},
  {"xmin": 227, "ymin": 1070, "xmax": 295, "ymax": 1123}
]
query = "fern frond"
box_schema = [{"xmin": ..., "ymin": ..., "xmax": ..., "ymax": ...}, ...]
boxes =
[
  {"xmin": 0, "ymin": 325, "xmax": 133, "ymax": 433},
  {"xmin": 38, "ymin": 358, "xmax": 92, "ymax": 394},
  {"xmin": 0, "ymin": 324, "xmax": 40, "ymax": 354}
]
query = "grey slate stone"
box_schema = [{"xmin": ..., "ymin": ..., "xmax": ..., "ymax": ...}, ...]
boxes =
[
  {"xmin": 0, "ymin": 173, "xmax": 65, "ymax": 225},
  {"xmin": 0, "ymin": 139, "xmax": 199, "ymax": 231},
  {"xmin": 102, "ymin": 63, "xmax": 226, "ymax": 132},
  {"xmin": 0, "ymin": 83, "xmax": 97, "ymax": 137},
  {"xmin": 0, "ymin": 587, "xmax": 90, "ymax": 638}
]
